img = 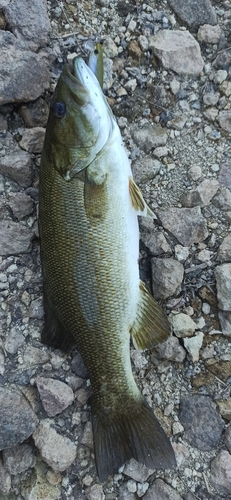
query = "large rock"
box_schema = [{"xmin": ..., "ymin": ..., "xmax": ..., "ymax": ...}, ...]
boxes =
[
  {"xmin": 217, "ymin": 234, "xmax": 231, "ymax": 262},
  {"xmin": 218, "ymin": 162, "xmax": 231, "ymax": 189},
  {"xmin": 143, "ymin": 478, "xmax": 183, "ymax": 500},
  {"xmin": 151, "ymin": 257, "xmax": 184, "ymax": 299},
  {"xmin": 0, "ymin": 221, "xmax": 33, "ymax": 256},
  {"xmin": 33, "ymin": 420, "xmax": 77, "ymax": 472},
  {"xmin": 167, "ymin": 0, "xmax": 217, "ymax": 30},
  {"xmin": 36, "ymin": 377, "xmax": 74, "ymax": 417},
  {"xmin": 0, "ymin": 386, "xmax": 38, "ymax": 450},
  {"xmin": 132, "ymin": 125, "xmax": 167, "ymax": 153},
  {"xmin": 0, "ymin": 31, "xmax": 50, "ymax": 104},
  {"xmin": 3, "ymin": 0, "xmax": 50, "ymax": 51},
  {"xmin": 149, "ymin": 30, "xmax": 204, "ymax": 75},
  {"xmin": 215, "ymin": 264, "xmax": 231, "ymax": 311},
  {"xmin": 181, "ymin": 179, "xmax": 219, "ymax": 208},
  {"xmin": 157, "ymin": 207, "xmax": 208, "ymax": 246},
  {"xmin": 0, "ymin": 151, "xmax": 33, "ymax": 187},
  {"xmin": 211, "ymin": 450, "xmax": 231, "ymax": 493}
]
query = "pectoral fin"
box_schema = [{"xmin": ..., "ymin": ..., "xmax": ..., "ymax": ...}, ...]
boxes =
[
  {"xmin": 130, "ymin": 281, "xmax": 171, "ymax": 351},
  {"xmin": 129, "ymin": 177, "xmax": 156, "ymax": 218},
  {"xmin": 84, "ymin": 163, "xmax": 108, "ymax": 223}
]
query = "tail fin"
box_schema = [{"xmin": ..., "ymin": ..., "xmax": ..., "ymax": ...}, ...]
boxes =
[{"xmin": 92, "ymin": 397, "xmax": 176, "ymax": 482}]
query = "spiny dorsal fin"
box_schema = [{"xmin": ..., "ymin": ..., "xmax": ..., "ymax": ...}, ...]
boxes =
[
  {"xmin": 129, "ymin": 177, "xmax": 156, "ymax": 218},
  {"xmin": 130, "ymin": 281, "xmax": 171, "ymax": 351}
]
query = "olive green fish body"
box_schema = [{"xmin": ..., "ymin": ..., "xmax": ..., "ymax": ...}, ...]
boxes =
[{"xmin": 39, "ymin": 57, "xmax": 176, "ymax": 480}]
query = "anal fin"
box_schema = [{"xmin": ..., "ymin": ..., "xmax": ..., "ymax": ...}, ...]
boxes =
[
  {"xmin": 130, "ymin": 281, "xmax": 171, "ymax": 351},
  {"xmin": 129, "ymin": 177, "xmax": 156, "ymax": 218}
]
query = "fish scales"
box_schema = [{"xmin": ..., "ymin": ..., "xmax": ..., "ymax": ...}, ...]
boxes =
[{"xmin": 39, "ymin": 55, "xmax": 176, "ymax": 480}]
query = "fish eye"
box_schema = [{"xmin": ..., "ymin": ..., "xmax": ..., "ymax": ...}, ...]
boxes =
[
  {"xmin": 53, "ymin": 101, "xmax": 66, "ymax": 118},
  {"xmin": 94, "ymin": 49, "xmax": 99, "ymax": 55}
]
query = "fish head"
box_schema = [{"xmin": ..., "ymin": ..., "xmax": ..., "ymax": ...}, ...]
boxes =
[{"xmin": 46, "ymin": 57, "xmax": 114, "ymax": 179}]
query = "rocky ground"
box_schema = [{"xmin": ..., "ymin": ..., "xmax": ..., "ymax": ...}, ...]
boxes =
[{"xmin": 0, "ymin": 0, "xmax": 231, "ymax": 498}]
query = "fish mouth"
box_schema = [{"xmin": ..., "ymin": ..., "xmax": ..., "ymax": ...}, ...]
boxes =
[{"xmin": 62, "ymin": 57, "xmax": 89, "ymax": 105}]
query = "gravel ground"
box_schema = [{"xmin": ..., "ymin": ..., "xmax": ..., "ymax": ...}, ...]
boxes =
[{"xmin": 0, "ymin": 0, "xmax": 231, "ymax": 499}]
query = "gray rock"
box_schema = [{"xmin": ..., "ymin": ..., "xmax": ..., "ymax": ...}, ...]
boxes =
[
  {"xmin": 123, "ymin": 458, "xmax": 152, "ymax": 482},
  {"xmin": 215, "ymin": 264, "xmax": 231, "ymax": 311},
  {"xmin": 21, "ymin": 460, "xmax": 61, "ymax": 500},
  {"xmin": 132, "ymin": 158, "xmax": 161, "ymax": 184},
  {"xmin": 0, "ymin": 457, "xmax": 11, "ymax": 495},
  {"xmin": 81, "ymin": 421, "xmax": 93, "ymax": 449},
  {"xmin": 132, "ymin": 125, "xmax": 167, "ymax": 153},
  {"xmin": 19, "ymin": 97, "xmax": 49, "ymax": 128},
  {"xmin": 0, "ymin": 151, "xmax": 33, "ymax": 187},
  {"xmin": 210, "ymin": 450, "xmax": 231, "ymax": 493},
  {"xmin": 3, "ymin": 444, "xmax": 35, "ymax": 475},
  {"xmin": 181, "ymin": 179, "xmax": 219, "ymax": 207},
  {"xmin": 149, "ymin": 30, "xmax": 204, "ymax": 75},
  {"xmin": 103, "ymin": 36, "xmax": 118, "ymax": 58},
  {"xmin": 157, "ymin": 207, "xmax": 209, "ymax": 246},
  {"xmin": 213, "ymin": 47, "xmax": 231, "ymax": 69},
  {"xmin": 179, "ymin": 395, "xmax": 225, "ymax": 451},
  {"xmin": 19, "ymin": 127, "xmax": 45, "ymax": 153},
  {"xmin": 203, "ymin": 92, "xmax": 220, "ymax": 106},
  {"xmin": 23, "ymin": 346, "xmax": 50, "ymax": 366},
  {"xmin": 0, "ymin": 31, "xmax": 50, "ymax": 105},
  {"xmin": 141, "ymin": 229, "xmax": 171, "ymax": 256},
  {"xmin": 143, "ymin": 478, "xmax": 183, "ymax": 500},
  {"xmin": 217, "ymin": 234, "xmax": 231, "ymax": 262},
  {"xmin": 197, "ymin": 24, "xmax": 221, "ymax": 44},
  {"xmin": 167, "ymin": 0, "xmax": 217, "ymax": 30},
  {"xmin": 33, "ymin": 419, "xmax": 77, "ymax": 472},
  {"xmin": 71, "ymin": 352, "xmax": 88, "ymax": 378},
  {"xmin": 213, "ymin": 188, "xmax": 231, "ymax": 211},
  {"xmin": 4, "ymin": 327, "xmax": 24, "ymax": 354},
  {"xmin": 218, "ymin": 162, "xmax": 231, "ymax": 189},
  {"xmin": 218, "ymin": 110, "xmax": 231, "ymax": 134},
  {"xmin": 168, "ymin": 312, "xmax": 197, "ymax": 338},
  {"xmin": 0, "ymin": 221, "xmax": 33, "ymax": 256},
  {"xmin": 36, "ymin": 376, "xmax": 74, "ymax": 417},
  {"xmin": 183, "ymin": 332, "xmax": 204, "ymax": 362},
  {"xmin": 0, "ymin": 386, "xmax": 38, "ymax": 450},
  {"xmin": 29, "ymin": 297, "xmax": 44, "ymax": 319},
  {"xmin": 8, "ymin": 192, "xmax": 34, "ymax": 220},
  {"xmin": 225, "ymin": 424, "xmax": 231, "ymax": 453},
  {"xmin": 154, "ymin": 336, "xmax": 186, "ymax": 362},
  {"xmin": 85, "ymin": 484, "xmax": 105, "ymax": 500},
  {"xmin": 4, "ymin": 0, "xmax": 50, "ymax": 51},
  {"xmin": 218, "ymin": 311, "xmax": 231, "ymax": 336},
  {"xmin": 151, "ymin": 257, "xmax": 184, "ymax": 299}
]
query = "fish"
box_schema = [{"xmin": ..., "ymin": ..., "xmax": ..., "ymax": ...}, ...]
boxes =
[
  {"xmin": 88, "ymin": 42, "xmax": 104, "ymax": 88},
  {"xmin": 39, "ymin": 54, "xmax": 176, "ymax": 481}
]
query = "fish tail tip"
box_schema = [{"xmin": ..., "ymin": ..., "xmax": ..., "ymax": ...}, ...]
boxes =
[{"xmin": 92, "ymin": 397, "xmax": 176, "ymax": 482}]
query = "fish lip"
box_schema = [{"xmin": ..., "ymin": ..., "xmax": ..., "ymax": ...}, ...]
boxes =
[{"xmin": 62, "ymin": 59, "xmax": 89, "ymax": 105}]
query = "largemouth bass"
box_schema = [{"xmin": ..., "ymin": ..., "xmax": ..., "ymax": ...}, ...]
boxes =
[{"xmin": 39, "ymin": 55, "xmax": 176, "ymax": 480}]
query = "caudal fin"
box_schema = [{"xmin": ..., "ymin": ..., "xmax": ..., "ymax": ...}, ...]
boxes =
[{"xmin": 92, "ymin": 397, "xmax": 176, "ymax": 482}]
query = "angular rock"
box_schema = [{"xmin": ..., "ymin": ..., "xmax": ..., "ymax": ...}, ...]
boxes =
[
  {"xmin": 183, "ymin": 332, "xmax": 204, "ymax": 362},
  {"xmin": 71, "ymin": 353, "xmax": 88, "ymax": 378},
  {"xmin": 4, "ymin": 0, "xmax": 50, "ymax": 51},
  {"xmin": 3, "ymin": 444, "xmax": 35, "ymax": 475},
  {"xmin": 132, "ymin": 125, "xmax": 167, "ymax": 154},
  {"xmin": 0, "ymin": 386, "xmax": 38, "ymax": 450},
  {"xmin": 217, "ymin": 234, "xmax": 231, "ymax": 263},
  {"xmin": 218, "ymin": 162, "xmax": 231, "ymax": 189},
  {"xmin": 213, "ymin": 188, "xmax": 231, "ymax": 211},
  {"xmin": 21, "ymin": 461, "xmax": 61, "ymax": 500},
  {"xmin": 225, "ymin": 424, "xmax": 231, "ymax": 453},
  {"xmin": 4, "ymin": 327, "xmax": 24, "ymax": 354},
  {"xmin": 218, "ymin": 111, "xmax": 231, "ymax": 134},
  {"xmin": 151, "ymin": 257, "xmax": 184, "ymax": 299},
  {"xmin": 123, "ymin": 458, "xmax": 152, "ymax": 482},
  {"xmin": 149, "ymin": 30, "xmax": 204, "ymax": 75},
  {"xmin": 36, "ymin": 377, "xmax": 74, "ymax": 417},
  {"xmin": 85, "ymin": 484, "xmax": 105, "ymax": 500},
  {"xmin": 197, "ymin": 24, "xmax": 221, "ymax": 44},
  {"xmin": 8, "ymin": 192, "xmax": 33, "ymax": 220},
  {"xmin": 0, "ymin": 31, "xmax": 50, "ymax": 105},
  {"xmin": 33, "ymin": 420, "xmax": 77, "ymax": 472},
  {"xmin": 168, "ymin": 0, "xmax": 217, "ymax": 30},
  {"xmin": 141, "ymin": 229, "xmax": 171, "ymax": 256},
  {"xmin": 215, "ymin": 264, "xmax": 231, "ymax": 311},
  {"xmin": 0, "ymin": 221, "xmax": 32, "ymax": 256},
  {"xmin": 172, "ymin": 442, "xmax": 190, "ymax": 467},
  {"xmin": 154, "ymin": 336, "xmax": 186, "ymax": 362},
  {"xmin": 181, "ymin": 179, "xmax": 219, "ymax": 207},
  {"xmin": 143, "ymin": 478, "xmax": 183, "ymax": 500},
  {"xmin": 179, "ymin": 395, "xmax": 224, "ymax": 451},
  {"xmin": 157, "ymin": 207, "xmax": 209, "ymax": 246},
  {"xmin": 0, "ymin": 151, "xmax": 33, "ymax": 187},
  {"xmin": 29, "ymin": 297, "xmax": 44, "ymax": 320},
  {"xmin": 211, "ymin": 450, "xmax": 231, "ymax": 493},
  {"xmin": 23, "ymin": 346, "xmax": 49, "ymax": 366},
  {"xmin": 218, "ymin": 311, "xmax": 231, "ymax": 337},
  {"xmin": 206, "ymin": 360, "xmax": 231, "ymax": 383},
  {"xmin": 19, "ymin": 97, "xmax": 49, "ymax": 128},
  {"xmin": 0, "ymin": 457, "xmax": 11, "ymax": 496},
  {"xmin": 168, "ymin": 313, "xmax": 197, "ymax": 338},
  {"xmin": 216, "ymin": 399, "xmax": 231, "ymax": 421},
  {"xmin": 103, "ymin": 36, "xmax": 118, "ymax": 58},
  {"xmin": 19, "ymin": 127, "xmax": 45, "ymax": 153},
  {"xmin": 132, "ymin": 158, "xmax": 161, "ymax": 184},
  {"xmin": 81, "ymin": 421, "xmax": 93, "ymax": 449}
]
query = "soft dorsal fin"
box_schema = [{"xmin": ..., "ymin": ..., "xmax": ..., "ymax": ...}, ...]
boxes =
[
  {"xmin": 129, "ymin": 177, "xmax": 156, "ymax": 218},
  {"xmin": 130, "ymin": 281, "xmax": 171, "ymax": 351}
]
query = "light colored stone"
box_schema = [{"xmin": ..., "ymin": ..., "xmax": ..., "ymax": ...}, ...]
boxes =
[
  {"xmin": 36, "ymin": 377, "xmax": 74, "ymax": 417},
  {"xmin": 0, "ymin": 221, "xmax": 32, "ymax": 256},
  {"xmin": 215, "ymin": 264, "xmax": 231, "ymax": 311},
  {"xmin": 143, "ymin": 478, "xmax": 183, "ymax": 500},
  {"xmin": 123, "ymin": 458, "xmax": 152, "ymax": 482},
  {"xmin": 188, "ymin": 165, "xmax": 202, "ymax": 181},
  {"xmin": 85, "ymin": 484, "xmax": 105, "ymax": 500},
  {"xmin": 23, "ymin": 346, "xmax": 50, "ymax": 366},
  {"xmin": 0, "ymin": 151, "xmax": 33, "ymax": 187},
  {"xmin": 157, "ymin": 207, "xmax": 208, "ymax": 246},
  {"xmin": 216, "ymin": 399, "xmax": 231, "ymax": 421},
  {"xmin": 211, "ymin": 450, "xmax": 231, "ymax": 492},
  {"xmin": 175, "ymin": 245, "xmax": 189, "ymax": 262},
  {"xmin": 181, "ymin": 179, "xmax": 219, "ymax": 207},
  {"xmin": 103, "ymin": 36, "xmax": 118, "ymax": 58},
  {"xmin": 169, "ymin": 313, "xmax": 197, "ymax": 338},
  {"xmin": 133, "ymin": 125, "xmax": 167, "ymax": 153},
  {"xmin": 183, "ymin": 332, "xmax": 204, "ymax": 362},
  {"xmin": 151, "ymin": 257, "xmax": 184, "ymax": 299},
  {"xmin": 19, "ymin": 127, "xmax": 45, "ymax": 153},
  {"xmin": 21, "ymin": 461, "xmax": 61, "ymax": 500},
  {"xmin": 172, "ymin": 443, "xmax": 190, "ymax": 467},
  {"xmin": 33, "ymin": 420, "xmax": 77, "ymax": 472},
  {"xmin": 149, "ymin": 30, "xmax": 204, "ymax": 75},
  {"xmin": 198, "ymin": 24, "xmax": 221, "ymax": 44},
  {"xmin": 218, "ymin": 110, "xmax": 231, "ymax": 133},
  {"xmin": 167, "ymin": 0, "xmax": 217, "ymax": 30},
  {"xmin": 0, "ymin": 457, "xmax": 11, "ymax": 495},
  {"xmin": 155, "ymin": 336, "xmax": 186, "ymax": 362},
  {"xmin": 3, "ymin": 444, "xmax": 35, "ymax": 475},
  {"xmin": 8, "ymin": 192, "xmax": 33, "ymax": 220},
  {"xmin": 218, "ymin": 311, "xmax": 231, "ymax": 336},
  {"xmin": 217, "ymin": 234, "xmax": 231, "ymax": 262},
  {"xmin": 4, "ymin": 327, "xmax": 24, "ymax": 354}
]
